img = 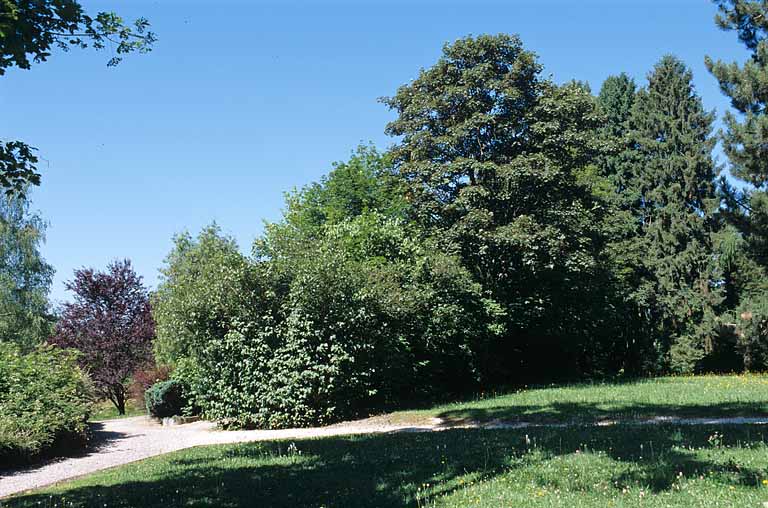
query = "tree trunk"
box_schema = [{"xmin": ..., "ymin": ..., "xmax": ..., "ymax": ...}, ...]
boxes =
[{"xmin": 110, "ymin": 385, "xmax": 126, "ymax": 415}]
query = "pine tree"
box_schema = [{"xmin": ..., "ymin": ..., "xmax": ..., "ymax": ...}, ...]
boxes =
[
  {"xmin": 705, "ymin": 0, "xmax": 768, "ymax": 268},
  {"xmin": 630, "ymin": 56, "xmax": 722, "ymax": 372},
  {"xmin": 706, "ymin": 0, "xmax": 768, "ymax": 187},
  {"xmin": 705, "ymin": 0, "xmax": 768, "ymax": 369}
]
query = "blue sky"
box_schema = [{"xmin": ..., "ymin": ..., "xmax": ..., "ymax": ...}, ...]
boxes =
[{"xmin": 0, "ymin": 0, "xmax": 748, "ymax": 304}]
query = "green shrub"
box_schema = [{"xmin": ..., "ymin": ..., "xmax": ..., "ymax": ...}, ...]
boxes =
[
  {"xmin": 153, "ymin": 218, "xmax": 498, "ymax": 429},
  {"xmin": 0, "ymin": 343, "xmax": 93, "ymax": 465},
  {"xmin": 145, "ymin": 380, "xmax": 186, "ymax": 418}
]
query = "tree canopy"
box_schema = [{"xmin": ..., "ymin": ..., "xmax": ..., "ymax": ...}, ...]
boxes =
[
  {"xmin": 51, "ymin": 260, "xmax": 154, "ymax": 414},
  {"xmin": 0, "ymin": 193, "xmax": 53, "ymax": 350}
]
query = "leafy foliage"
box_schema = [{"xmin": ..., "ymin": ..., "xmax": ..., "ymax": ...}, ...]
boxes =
[
  {"xmin": 0, "ymin": 342, "xmax": 92, "ymax": 465},
  {"xmin": 155, "ymin": 215, "xmax": 497, "ymax": 428},
  {"xmin": 261, "ymin": 214, "xmax": 496, "ymax": 427},
  {"xmin": 0, "ymin": 141, "xmax": 39, "ymax": 198},
  {"xmin": 382, "ymin": 34, "xmax": 622, "ymax": 381},
  {"xmin": 51, "ymin": 260, "xmax": 154, "ymax": 415},
  {"xmin": 128, "ymin": 362, "xmax": 171, "ymax": 406},
  {"xmin": 153, "ymin": 148, "xmax": 502, "ymax": 428},
  {"xmin": 152, "ymin": 28, "xmax": 768, "ymax": 429},
  {"xmin": 0, "ymin": 0, "xmax": 156, "ymax": 74},
  {"xmin": 152, "ymin": 225, "xmax": 271, "ymax": 427},
  {"xmin": 0, "ymin": 193, "xmax": 54, "ymax": 350}
]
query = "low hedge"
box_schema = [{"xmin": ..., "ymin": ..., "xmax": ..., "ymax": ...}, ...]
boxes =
[{"xmin": 0, "ymin": 343, "xmax": 93, "ymax": 466}]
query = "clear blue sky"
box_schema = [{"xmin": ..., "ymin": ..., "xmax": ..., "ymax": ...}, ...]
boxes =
[{"xmin": 0, "ymin": 0, "xmax": 747, "ymax": 304}]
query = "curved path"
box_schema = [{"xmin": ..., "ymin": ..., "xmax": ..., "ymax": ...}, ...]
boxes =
[{"xmin": 2, "ymin": 414, "xmax": 767, "ymax": 499}]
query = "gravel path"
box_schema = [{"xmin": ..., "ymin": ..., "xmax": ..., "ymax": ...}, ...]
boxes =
[
  {"xmin": 2, "ymin": 414, "xmax": 767, "ymax": 499},
  {"xmin": 0, "ymin": 416, "xmax": 430, "ymax": 499}
]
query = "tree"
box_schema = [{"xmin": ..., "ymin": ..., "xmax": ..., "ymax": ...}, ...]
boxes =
[
  {"xmin": 0, "ymin": 192, "xmax": 54, "ymax": 350},
  {"xmin": 597, "ymin": 73, "xmax": 639, "ymax": 200},
  {"xmin": 257, "ymin": 145, "xmax": 408, "ymax": 274},
  {"xmin": 282, "ymin": 145, "xmax": 407, "ymax": 232},
  {"xmin": 0, "ymin": 0, "xmax": 155, "ymax": 195},
  {"xmin": 382, "ymin": 34, "xmax": 618, "ymax": 382},
  {"xmin": 706, "ymin": 0, "xmax": 768, "ymax": 188},
  {"xmin": 705, "ymin": 0, "xmax": 768, "ymax": 368},
  {"xmin": 152, "ymin": 224, "xmax": 262, "ymax": 367},
  {"xmin": 51, "ymin": 260, "xmax": 154, "ymax": 414},
  {"xmin": 154, "ymin": 216, "xmax": 497, "ymax": 428},
  {"xmin": 705, "ymin": 0, "xmax": 768, "ymax": 268},
  {"xmin": 629, "ymin": 56, "xmax": 722, "ymax": 372},
  {"xmin": 596, "ymin": 73, "xmax": 661, "ymax": 373}
]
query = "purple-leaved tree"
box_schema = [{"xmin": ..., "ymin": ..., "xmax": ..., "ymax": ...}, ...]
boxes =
[{"xmin": 51, "ymin": 259, "xmax": 154, "ymax": 414}]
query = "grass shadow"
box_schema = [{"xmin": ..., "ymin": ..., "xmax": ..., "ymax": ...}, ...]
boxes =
[
  {"xmin": 435, "ymin": 400, "xmax": 768, "ymax": 426},
  {"xmin": 4, "ymin": 423, "xmax": 768, "ymax": 507}
]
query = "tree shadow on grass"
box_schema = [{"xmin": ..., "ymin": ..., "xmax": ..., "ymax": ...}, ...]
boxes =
[
  {"xmin": 4, "ymin": 423, "xmax": 768, "ymax": 507},
  {"xmin": 435, "ymin": 401, "xmax": 768, "ymax": 426}
]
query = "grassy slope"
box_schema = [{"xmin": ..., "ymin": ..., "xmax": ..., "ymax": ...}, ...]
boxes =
[
  {"xmin": 4, "ymin": 374, "xmax": 768, "ymax": 507},
  {"xmin": 386, "ymin": 374, "xmax": 768, "ymax": 426},
  {"xmin": 4, "ymin": 424, "xmax": 768, "ymax": 507}
]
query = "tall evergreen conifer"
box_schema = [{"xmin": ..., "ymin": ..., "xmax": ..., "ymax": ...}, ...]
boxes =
[
  {"xmin": 596, "ymin": 74, "xmax": 659, "ymax": 373},
  {"xmin": 706, "ymin": 0, "xmax": 768, "ymax": 269},
  {"xmin": 630, "ymin": 56, "xmax": 721, "ymax": 372}
]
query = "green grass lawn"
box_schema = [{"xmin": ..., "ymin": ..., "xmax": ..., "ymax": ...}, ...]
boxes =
[
  {"xmin": 89, "ymin": 398, "xmax": 145, "ymax": 422},
  {"xmin": 385, "ymin": 373, "xmax": 768, "ymax": 426},
  {"xmin": 4, "ymin": 424, "xmax": 768, "ymax": 507},
  {"xmin": 4, "ymin": 374, "xmax": 768, "ymax": 507}
]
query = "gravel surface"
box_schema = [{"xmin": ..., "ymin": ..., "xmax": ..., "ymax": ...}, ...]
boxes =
[{"xmin": 2, "ymin": 414, "xmax": 767, "ymax": 499}]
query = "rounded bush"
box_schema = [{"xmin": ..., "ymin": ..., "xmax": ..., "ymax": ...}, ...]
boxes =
[
  {"xmin": 0, "ymin": 343, "xmax": 93, "ymax": 465},
  {"xmin": 145, "ymin": 379, "xmax": 186, "ymax": 418}
]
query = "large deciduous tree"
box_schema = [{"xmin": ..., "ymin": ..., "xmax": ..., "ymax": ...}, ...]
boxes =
[
  {"xmin": 51, "ymin": 260, "xmax": 154, "ymax": 414},
  {"xmin": 382, "ymin": 34, "xmax": 619, "ymax": 382},
  {"xmin": 0, "ymin": 0, "xmax": 155, "ymax": 195}
]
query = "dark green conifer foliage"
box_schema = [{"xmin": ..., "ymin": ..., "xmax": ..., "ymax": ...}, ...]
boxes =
[
  {"xmin": 706, "ymin": 0, "xmax": 768, "ymax": 271},
  {"xmin": 706, "ymin": 1, "xmax": 768, "ymax": 370},
  {"xmin": 596, "ymin": 74, "xmax": 658, "ymax": 374},
  {"xmin": 706, "ymin": 0, "xmax": 768, "ymax": 187},
  {"xmin": 597, "ymin": 74, "xmax": 642, "ymax": 203},
  {"xmin": 630, "ymin": 56, "xmax": 722, "ymax": 372}
]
